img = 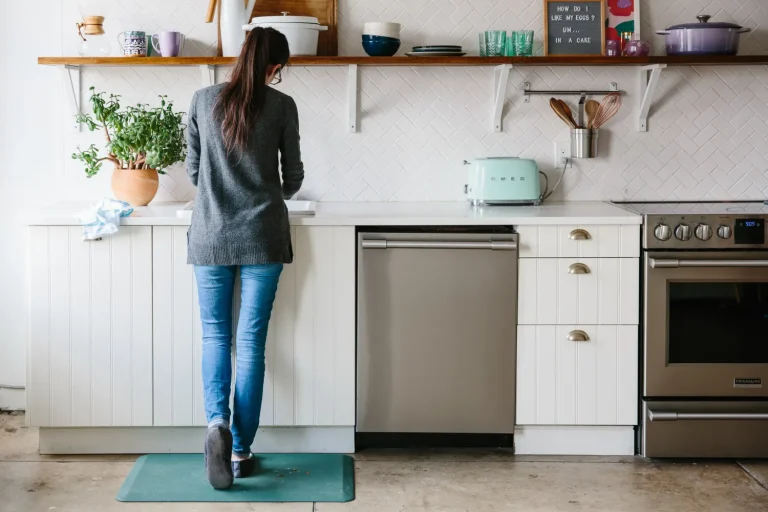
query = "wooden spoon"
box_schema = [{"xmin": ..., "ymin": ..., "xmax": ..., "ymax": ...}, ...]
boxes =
[
  {"xmin": 585, "ymin": 100, "xmax": 600, "ymax": 129},
  {"xmin": 550, "ymin": 98, "xmax": 578, "ymax": 129},
  {"xmin": 557, "ymin": 99, "xmax": 579, "ymax": 128}
]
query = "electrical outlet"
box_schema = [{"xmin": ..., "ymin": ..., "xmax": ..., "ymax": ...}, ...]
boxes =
[{"xmin": 553, "ymin": 141, "xmax": 570, "ymax": 165}]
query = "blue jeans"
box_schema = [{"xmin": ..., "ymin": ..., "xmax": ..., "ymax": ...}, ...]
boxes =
[{"xmin": 194, "ymin": 264, "xmax": 283, "ymax": 455}]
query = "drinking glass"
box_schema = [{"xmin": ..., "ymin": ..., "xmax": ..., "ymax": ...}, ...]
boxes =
[
  {"xmin": 606, "ymin": 39, "xmax": 620, "ymax": 57},
  {"xmin": 478, "ymin": 33, "xmax": 487, "ymax": 57},
  {"xmin": 505, "ymin": 32, "xmax": 517, "ymax": 56},
  {"xmin": 514, "ymin": 30, "xmax": 534, "ymax": 57},
  {"xmin": 620, "ymin": 31, "xmax": 634, "ymax": 56},
  {"xmin": 484, "ymin": 31, "xmax": 506, "ymax": 57}
]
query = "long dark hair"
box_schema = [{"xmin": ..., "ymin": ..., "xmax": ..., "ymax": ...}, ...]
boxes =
[{"xmin": 215, "ymin": 27, "xmax": 290, "ymax": 154}]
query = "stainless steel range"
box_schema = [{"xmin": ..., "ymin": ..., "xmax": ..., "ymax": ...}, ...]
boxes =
[{"xmin": 616, "ymin": 201, "xmax": 768, "ymax": 458}]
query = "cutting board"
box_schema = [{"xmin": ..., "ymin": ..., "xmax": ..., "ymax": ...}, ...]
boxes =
[{"xmin": 249, "ymin": 0, "xmax": 338, "ymax": 56}]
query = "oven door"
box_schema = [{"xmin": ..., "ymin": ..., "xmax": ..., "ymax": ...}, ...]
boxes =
[{"xmin": 645, "ymin": 251, "xmax": 768, "ymax": 397}]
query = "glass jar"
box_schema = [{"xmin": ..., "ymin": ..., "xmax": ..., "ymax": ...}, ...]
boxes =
[
  {"xmin": 625, "ymin": 39, "xmax": 651, "ymax": 57},
  {"xmin": 77, "ymin": 16, "xmax": 111, "ymax": 56}
]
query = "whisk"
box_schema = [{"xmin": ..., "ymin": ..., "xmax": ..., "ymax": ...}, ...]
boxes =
[{"xmin": 589, "ymin": 93, "xmax": 622, "ymax": 129}]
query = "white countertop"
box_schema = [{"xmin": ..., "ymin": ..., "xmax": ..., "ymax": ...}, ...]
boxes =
[{"xmin": 28, "ymin": 201, "xmax": 641, "ymax": 227}]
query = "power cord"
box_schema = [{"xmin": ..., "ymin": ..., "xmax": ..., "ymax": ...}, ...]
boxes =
[{"xmin": 542, "ymin": 156, "xmax": 570, "ymax": 201}]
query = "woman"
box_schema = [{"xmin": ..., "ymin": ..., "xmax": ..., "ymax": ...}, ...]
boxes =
[{"xmin": 185, "ymin": 27, "xmax": 304, "ymax": 490}]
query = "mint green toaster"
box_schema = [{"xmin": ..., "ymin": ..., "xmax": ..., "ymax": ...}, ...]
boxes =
[{"xmin": 465, "ymin": 157, "xmax": 546, "ymax": 206}]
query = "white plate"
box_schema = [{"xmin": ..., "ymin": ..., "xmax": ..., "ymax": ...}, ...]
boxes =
[
  {"xmin": 176, "ymin": 200, "xmax": 317, "ymax": 218},
  {"xmin": 405, "ymin": 51, "xmax": 467, "ymax": 57}
]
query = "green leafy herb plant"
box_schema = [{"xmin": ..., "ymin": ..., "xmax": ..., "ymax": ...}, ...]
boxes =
[{"xmin": 72, "ymin": 87, "xmax": 187, "ymax": 177}]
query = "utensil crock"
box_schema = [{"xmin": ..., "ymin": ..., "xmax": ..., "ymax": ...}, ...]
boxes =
[{"xmin": 571, "ymin": 129, "xmax": 599, "ymax": 159}]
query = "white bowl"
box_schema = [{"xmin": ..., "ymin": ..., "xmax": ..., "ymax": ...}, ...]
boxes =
[{"xmin": 363, "ymin": 22, "xmax": 401, "ymax": 39}]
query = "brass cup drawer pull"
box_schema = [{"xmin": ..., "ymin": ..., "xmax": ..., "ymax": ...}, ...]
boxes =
[
  {"xmin": 569, "ymin": 229, "xmax": 592, "ymax": 241},
  {"xmin": 568, "ymin": 263, "xmax": 591, "ymax": 274},
  {"xmin": 567, "ymin": 330, "xmax": 590, "ymax": 342}
]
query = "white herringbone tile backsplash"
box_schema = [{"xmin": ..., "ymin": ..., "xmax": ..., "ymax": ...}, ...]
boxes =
[{"xmin": 61, "ymin": 0, "xmax": 768, "ymax": 202}]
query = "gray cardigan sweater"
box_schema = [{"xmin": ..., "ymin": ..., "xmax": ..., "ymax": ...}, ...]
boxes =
[{"xmin": 186, "ymin": 84, "xmax": 304, "ymax": 265}]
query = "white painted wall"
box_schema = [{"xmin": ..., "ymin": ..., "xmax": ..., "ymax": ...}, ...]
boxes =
[
  {"xmin": 0, "ymin": 1, "xmax": 62, "ymax": 410},
  {"xmin": 2, "ymin": 0, "xmax": 768, "ymax": 408}
]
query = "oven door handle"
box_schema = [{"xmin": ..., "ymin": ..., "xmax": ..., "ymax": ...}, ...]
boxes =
[
  {"xmin": 650, "ymin": 258, "xmax": 768, "ymax": 269},
  {"xmin": 650, "ymin": 411, "xmax": 768, "ymax": 421}
]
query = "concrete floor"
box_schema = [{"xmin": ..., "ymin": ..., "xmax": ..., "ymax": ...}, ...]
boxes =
[{"xmin": 2, "ymin": 412, "xmax": 768, "ymax": 511}]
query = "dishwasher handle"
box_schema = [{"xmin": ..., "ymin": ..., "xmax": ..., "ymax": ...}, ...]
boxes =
[
  {"xmin": 361, "ymin": 239, "xmax": 518, "ymax": 251},
  {"xmin": 649, "ymin": 411, "xmax": 768, "ymax": 421}
]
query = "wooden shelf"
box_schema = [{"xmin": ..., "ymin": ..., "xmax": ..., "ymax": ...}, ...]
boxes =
[
  {"xmin": 38, "ymin": 55, "xmax": 768, "ymax": 67},
  {"xmin": 42, "ymin": 54, "xmax": 759, "ymax": 135}
]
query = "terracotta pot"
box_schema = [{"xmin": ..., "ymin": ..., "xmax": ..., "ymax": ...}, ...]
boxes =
[{"xmin": 111, "ymin": 167, "xmax": 159, "ymax": 206}]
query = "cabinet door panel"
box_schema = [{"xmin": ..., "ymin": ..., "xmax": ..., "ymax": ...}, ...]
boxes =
[
  {"xmin": 28, "ymin": 226, "xmax": 153, "ymax": 427},
  {"xmin": 152, "ymin": 226, "xmax": 203, "ymax": 427},
  {"xmin": 517, "ymin": 325, "xmax": 638, "ymax": 426},
  {"xmin": 152, "ymin": 226, "xmax": 355, "ymax": 428}
]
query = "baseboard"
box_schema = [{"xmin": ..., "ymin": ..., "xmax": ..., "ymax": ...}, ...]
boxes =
[
  {"xmin": 514, "ymin": 425, "xmax": 635, "ymax": 455},
  {"xmin": 39, "ymin": 426, "xmax": 355, "ymax": 455}
]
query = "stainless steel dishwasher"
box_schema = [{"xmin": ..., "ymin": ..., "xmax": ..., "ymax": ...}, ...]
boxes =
[{"xmin": 357, "ymin": 227, "xmax": 518, "ymax": 435}]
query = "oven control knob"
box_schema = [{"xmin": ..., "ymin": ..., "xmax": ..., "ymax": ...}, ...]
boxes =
[
  {"xmin": 695, "ymin": 224, "xmax": 713, "ymax": 241},
  {"xmin": 675, "ymin": 224, "xmax": 692, "ymax": 241},
  {"xmin": 654, "ymin": 223, "xmax": 672, "ymax": 241},
  {"xmin": 717, "ymin": 225, "xmax": 732, "ymax": 239}
]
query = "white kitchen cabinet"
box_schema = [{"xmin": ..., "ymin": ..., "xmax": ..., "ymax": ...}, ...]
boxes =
[
  {"xmin": 516, "ymin": 225, "xmax": 640, "ymax": 258},
  {"xmin": 151, "ymin": 226, "xmax": 356, "ymax": 428},
  {"xmin": 516, "ymin": 325, "xmax": 638, "ymax": 426},
  {"xmin": 518, "ymin": 258, "xmax": 640, "ymax": 325},
  {"xmin": 28, "ymin": 226, "xmax": 153, "ymax": 427}
]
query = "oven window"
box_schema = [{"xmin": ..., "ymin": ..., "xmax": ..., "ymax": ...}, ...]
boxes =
[{"xmin": 668, "ymin": 282, "xmax": 768, "ymax": 363}]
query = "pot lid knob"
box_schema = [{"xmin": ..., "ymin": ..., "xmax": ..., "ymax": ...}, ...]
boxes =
[
  {"xmin": 696, "ymin": 14, "xmax": 711, "ymax": 23},
  {"xmin": 281, "ymin": 11, "xmax": 290, "ymax": 16}
]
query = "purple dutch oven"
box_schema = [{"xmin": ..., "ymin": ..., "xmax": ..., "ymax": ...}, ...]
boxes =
[{"xmin": 657, "ymin": 15, "xmax": 750, "ymax": 56}]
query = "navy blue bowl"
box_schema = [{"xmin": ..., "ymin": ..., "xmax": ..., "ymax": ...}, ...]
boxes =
[
  {"xmin": 362, "ymin": 35, "xmax": 401, "ymax": 57},
  {"xmin": 362, "ymin": 34, "xmax": 400, "ymax": 42}
]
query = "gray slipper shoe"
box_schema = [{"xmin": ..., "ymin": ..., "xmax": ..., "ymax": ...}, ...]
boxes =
[
  {"xmin": 205, "ymin": 425, "xmax": 234, "ymax": 490},
  {"xmin": 232, "ymin": 454, "xmax": 258, "ymax": 478}
]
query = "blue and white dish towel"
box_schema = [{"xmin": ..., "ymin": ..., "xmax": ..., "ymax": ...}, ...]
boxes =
[{"xmin": 76, "ymin": 198, "xmax": 134, "ymax": 241}]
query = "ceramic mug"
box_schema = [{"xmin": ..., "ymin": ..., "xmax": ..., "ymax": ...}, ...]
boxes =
[
  {"xmin": 152, "ymin": 31, "xmax": 185, "ymax": 57},
  {"xmin": 117, "ymin": 31, "xmax": 147, "ymax": 56}
]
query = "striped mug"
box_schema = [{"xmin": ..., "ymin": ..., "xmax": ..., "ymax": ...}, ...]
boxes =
[{"xmin": 117, "ymin": 31, "xmax": 147, "ymax": 56}]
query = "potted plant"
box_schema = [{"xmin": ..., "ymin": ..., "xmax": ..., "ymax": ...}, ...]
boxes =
[{"xmin": 73, "ymin": 87, "xmax": 186, "ymax": 206}]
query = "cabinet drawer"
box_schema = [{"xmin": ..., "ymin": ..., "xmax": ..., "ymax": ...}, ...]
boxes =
[
  {"xmin": 517, "ymin": 225, "xmax": 640, "ymax": 258},
  {"xmin": 517, "ymin": 325, "xmax": 638, "ymax": 426},
  {"xmin": 518, "ymin": 258, "xmax": 639, "ymax": 325}
]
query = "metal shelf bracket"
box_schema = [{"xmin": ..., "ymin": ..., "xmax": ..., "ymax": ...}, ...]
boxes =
[
  {"xmin": 200, "ymin": 65, "xmax": 216, "ymax": 87},
  {"xmin": 637, "ymin": 64, "xmax": 666, "ymax": 132},
  {"xmin": 62, "ymin": 65, "xmax": 82, "ymax": 131},
  {"xmin": 492, "ymin": 64, "xmax": 512, "ymax": 132},
  {"xmin": 348, "ymin": 64, "xmax": 359, "ymax": 133}
]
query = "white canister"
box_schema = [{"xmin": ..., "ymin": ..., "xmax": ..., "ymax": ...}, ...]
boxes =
[
  {"xmin": 363, "ymin": 22, "xmax": 401, "ymax": 39},
  {"xmin": 244, "ymin": 14, "xmax": 328, "ymax": 56}
]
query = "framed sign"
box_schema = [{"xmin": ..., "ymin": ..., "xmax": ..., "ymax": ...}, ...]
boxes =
[{"xmin": 544, "ymin": 0, "xmax": 606, "ymax": 56}]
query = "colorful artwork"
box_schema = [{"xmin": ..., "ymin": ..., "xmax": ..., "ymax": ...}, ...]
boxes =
[{"xmin": 606, "ymin": 0, "xmax": 638, "ymax": 41}]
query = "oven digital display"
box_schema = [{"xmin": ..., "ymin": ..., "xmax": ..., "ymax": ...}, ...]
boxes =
[{"xmin": 734, "ymin": 218, "xmax": 765, "ymax": 244}]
